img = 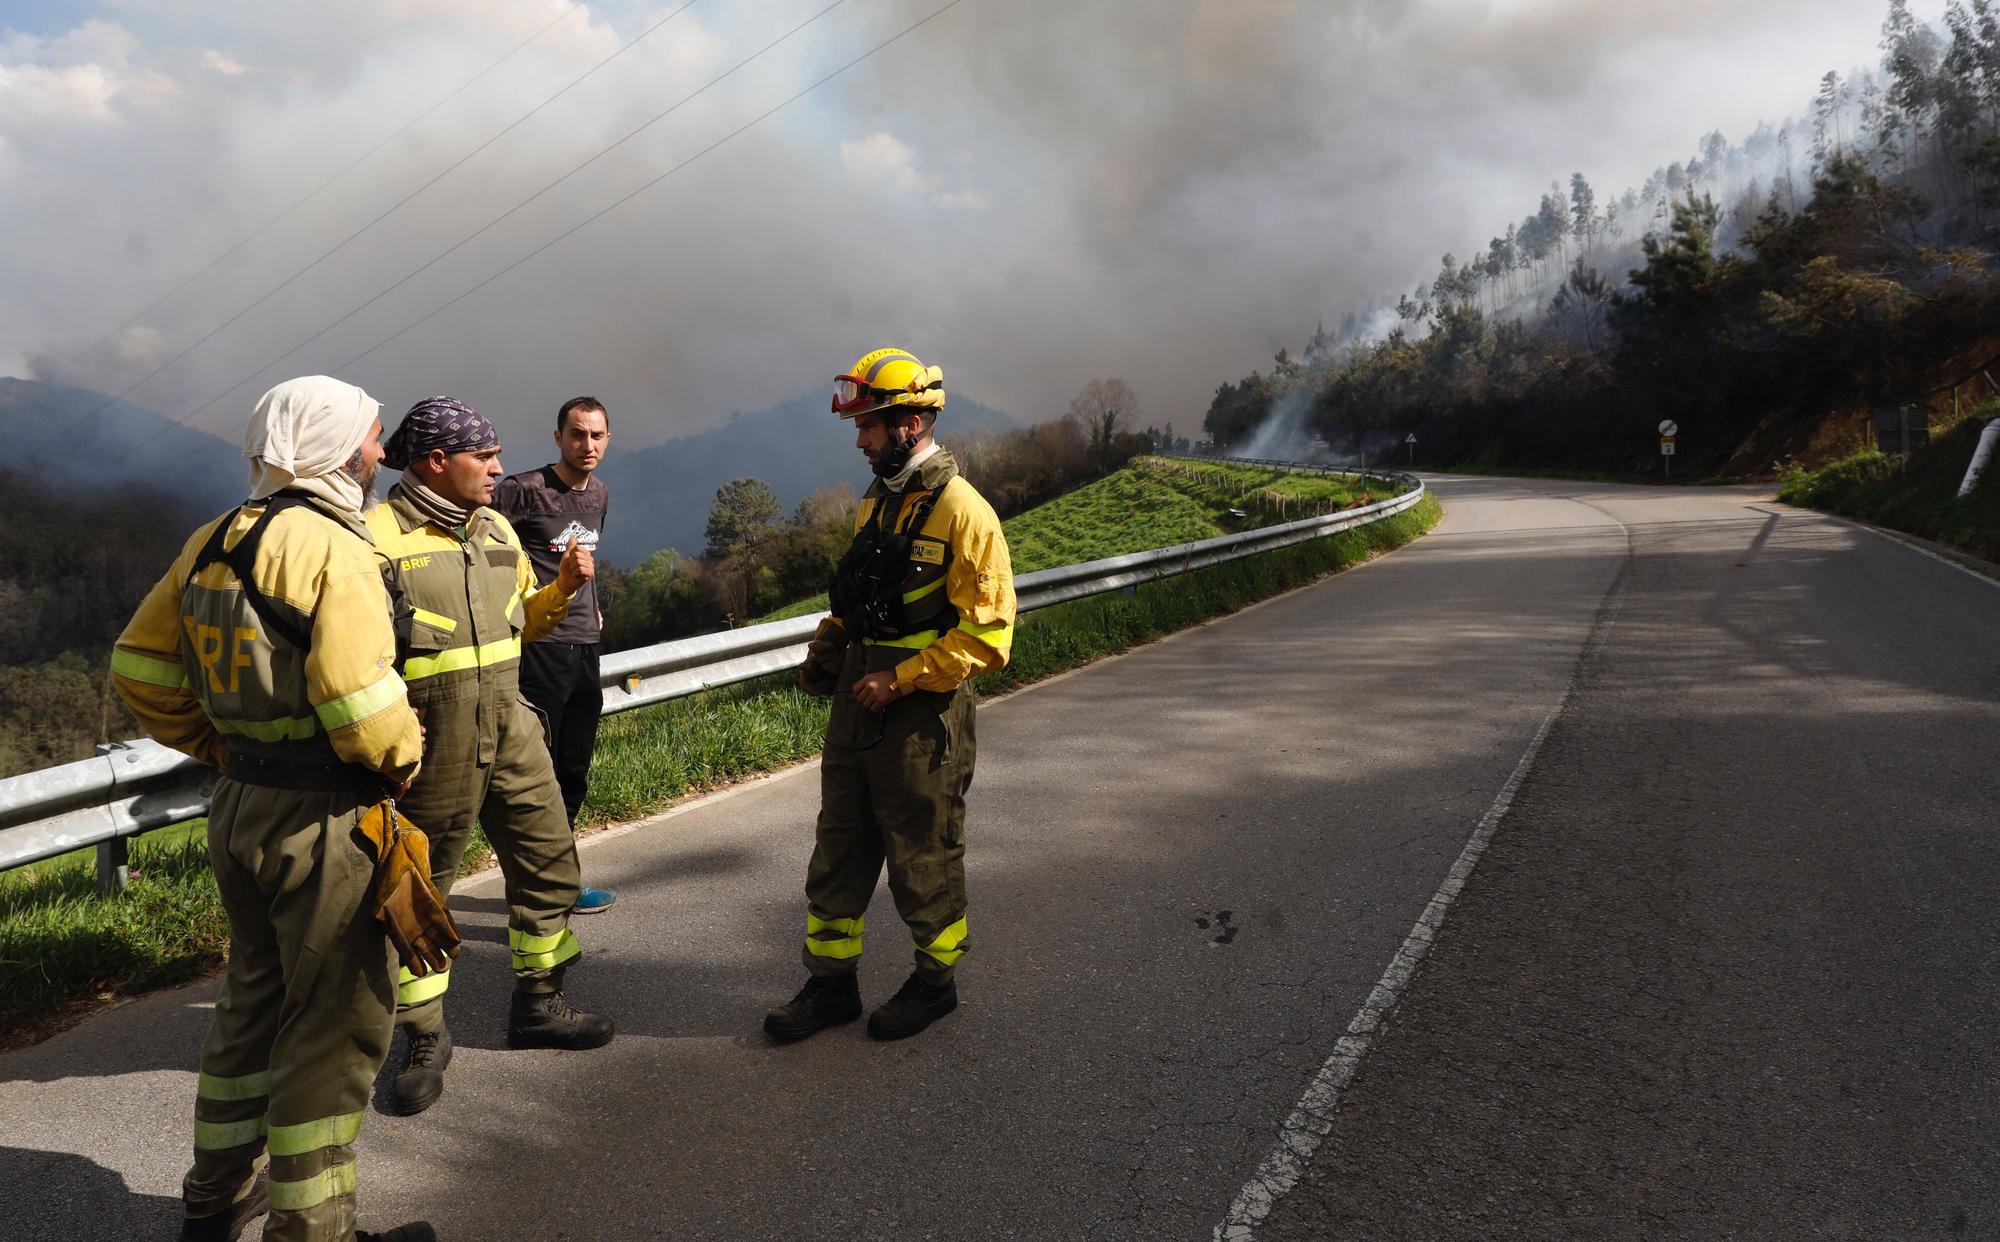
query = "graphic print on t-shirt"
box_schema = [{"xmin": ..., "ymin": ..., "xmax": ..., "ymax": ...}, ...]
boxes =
[{"xmin": 548, "ymin": 519, "xmax": 600, "ymax": 552}]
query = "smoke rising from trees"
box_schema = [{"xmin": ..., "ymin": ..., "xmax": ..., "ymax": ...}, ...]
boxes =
[{"xmin": 0, "ymin": 0, "xmax": 1942, "ymax": 457}]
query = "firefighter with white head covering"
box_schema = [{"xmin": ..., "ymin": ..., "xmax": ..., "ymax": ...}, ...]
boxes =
[
  {"xmin": 112, "ymin": 376, "xmax": 438, "ymax": 1241},
  {"xmin": 765, "ymin": 347, "xmax": 1016, "ymax": 1042}
]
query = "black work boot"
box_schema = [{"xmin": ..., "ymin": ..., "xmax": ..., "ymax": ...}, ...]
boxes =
[
  {"xmin": 763, "ymin": 972, "xmax": 862, "ymax": 1043},
  {"xmin": 508, "ymin": 987, "xmax": 615, "ymax": 1050},
  {"xmin": 389, "ymin": 1023, "xmax": 452, "ymax": 1116},
  {"xmin": 356, "ymin": 1224, "xmax": 438, "ymax": 1242},
  {"xmin": 866, "ymin": 972, "xmax": 958, "ymax": 1041},
  {"xmin": 178, "ymin": 1176, "xmax": 267, "ymax": 1241}
]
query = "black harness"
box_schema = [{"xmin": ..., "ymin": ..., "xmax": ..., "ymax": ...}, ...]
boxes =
[
  {"xmin": 187, "ymin": 492, "xmax": 345, "ymax": 652},
  {"xmin": 829, "ymin": 485, "xmax": 946, "ymax": 641}
]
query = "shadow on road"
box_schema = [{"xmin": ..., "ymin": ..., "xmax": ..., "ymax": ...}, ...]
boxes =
[{"xmin": 0, "ymin": 1145, "xmax": 181, "ymax": 1240}]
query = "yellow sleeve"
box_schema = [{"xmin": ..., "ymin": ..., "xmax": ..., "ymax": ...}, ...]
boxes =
[
  {"xmin": 309, "ymin": 565, "xmax": 423, "ymax": 785},
  {"xmin": 111, "ymin": 532, "xmax": 227, "ymax": 769},
  {"xmin": 519, "ymin": 550, "xmax": 575, "ymax": 643},
  {"xmin": 496, "ymin": 512, "xmax": 574, "ymax": 643},
  {"xmin": 893, "ymin": 496, "xmax": 1015, "ymax": 693}
]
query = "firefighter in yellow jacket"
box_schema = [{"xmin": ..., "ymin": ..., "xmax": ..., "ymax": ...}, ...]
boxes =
[
  {"xmin": 112, "ymin": 376, "xmax": 433, "ymax": 1242},
  {"xmin": 367, "ymin": 395, "xmax": 613, "ymax": 1116},
  {"xmin": 765, "ymin": 348, "xmax": 1015, "ymax": 1043}
]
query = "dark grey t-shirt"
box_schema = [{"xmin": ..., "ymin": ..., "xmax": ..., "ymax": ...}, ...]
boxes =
[{"xmin": 495, "ymin": 466, "xmax": 608, "ymax": 644}]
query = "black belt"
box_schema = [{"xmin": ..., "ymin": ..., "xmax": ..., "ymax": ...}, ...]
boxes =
[{"xmin": 225, "ymin": 751, "xmax": 387, "ymax": 794}]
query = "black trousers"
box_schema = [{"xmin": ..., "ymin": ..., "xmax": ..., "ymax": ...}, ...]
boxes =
[{"xmin": 518, "ymin": 641, "xmax": 603, "ymax": 828}]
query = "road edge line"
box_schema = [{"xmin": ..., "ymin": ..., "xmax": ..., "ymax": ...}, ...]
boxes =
[{"xmin": 1213, "ymin": 508, "xmax": 1632, "ymax": 1241}]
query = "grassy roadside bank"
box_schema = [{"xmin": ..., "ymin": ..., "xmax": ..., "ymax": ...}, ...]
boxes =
[
  {"xmin": 1777, "ymin": 413, "xmax": 2000, "ymax": 562},
  {"xmin": 0, "ymin": 488, "xmax": 1440, "ymax": 1047}
]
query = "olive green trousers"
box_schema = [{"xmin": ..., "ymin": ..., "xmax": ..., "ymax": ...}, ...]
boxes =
[
  {"xmin": 184, "ymin": 779, "xmax": 397, "ymax": 1242},
  {"xmin": 394, "ymin": 684, "xmax": 583, "ymax": 1031},
  {"xmin": 803, "ymin": 643, "xmax": 976, "ymax": 984}
]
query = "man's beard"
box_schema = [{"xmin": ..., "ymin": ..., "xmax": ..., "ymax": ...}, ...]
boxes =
[
  {"xmin": 344, "ymin": 451, "xmax": 381, "ymax": 511},
  {"xmin": 872, "ymin": 427, "xmax": 919, "ymax": 478}
]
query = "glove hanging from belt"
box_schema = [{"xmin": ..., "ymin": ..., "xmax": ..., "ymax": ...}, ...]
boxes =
[
  {"xmin": 797, "ymin": 624, "xmax": 849, "ymax": 697},
  {"xmin": 355, "ymin": 800, "xmax": 463, "ymax": 976}
]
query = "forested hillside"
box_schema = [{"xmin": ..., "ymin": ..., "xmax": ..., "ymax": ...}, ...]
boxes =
[{"xmin": 1205, "ymin": 0, "xmax": 2000, "ymax": 482}]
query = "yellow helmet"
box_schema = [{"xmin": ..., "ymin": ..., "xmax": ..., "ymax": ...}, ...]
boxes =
[{"xmin": 831, "ymin": 347, "xmax": 946, "ymax": 420}]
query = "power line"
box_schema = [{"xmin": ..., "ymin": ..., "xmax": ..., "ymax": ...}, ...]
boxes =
[
  {"xmin": 44, "ymin": 0, "xmax": 701, "ymax": 451},
  {"xmin": 36, "ymin": 2, "xmax": 587, "ymax": 389},
  {"xmin": 117, "ymin": 0, "xmax": 929, "ymax": 477},
  {"xmin": 115, "ymin": 0, "xmax": 849, "ymax": 467}
]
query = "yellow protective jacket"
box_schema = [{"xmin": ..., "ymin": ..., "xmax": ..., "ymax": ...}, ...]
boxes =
[
  {"xmin": 365, "ymin": 484, "xmax": 573, "ymax": 701},
  {"xmin": 111, "ymin": 497, "xmax": 423, "ymax": 783},
  {"xmin": 824, "ymin": 448, "xmax": 1015, "ymax": 694}
]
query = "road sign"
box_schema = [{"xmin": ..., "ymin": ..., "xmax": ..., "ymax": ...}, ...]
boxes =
[
  {"xmin": 1404, "ymin": 433, "xmax": 1417, "ymax": 443},
  {"xmin": 1660, "ymin": 437, "xmax": 1677, "ymax": 456},
  {"xmin": 1659, "ymin": 420, "xmax": 1679, "ymax": 437}
]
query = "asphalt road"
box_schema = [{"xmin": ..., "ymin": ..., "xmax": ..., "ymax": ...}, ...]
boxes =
[{"xmin": 2, "ymin": 475, "xmax": 1993, "ymax": 1240}]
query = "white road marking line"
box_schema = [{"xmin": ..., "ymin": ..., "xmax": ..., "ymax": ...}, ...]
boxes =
[
  {"xmin": 1214, "ymin": 502, "xmax": 1631, "ymax": 1240},
  {"xmin": 1845, "ymin": 517, "xmax": 2000, "ymax": 591}
]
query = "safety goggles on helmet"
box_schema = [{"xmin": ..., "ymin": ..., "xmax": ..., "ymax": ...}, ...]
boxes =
[{"xmin": 831, "ymin": 375, "xmax": 895, "ymax": 415}]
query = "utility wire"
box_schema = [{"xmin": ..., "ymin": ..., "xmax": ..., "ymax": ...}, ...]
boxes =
[
  {"xmin": 38, "ymin": 2, "xmax": 586, "ymax": 389},
  {"xmin": 112, "ymin": 0, "xmax": 850, "ymax": 471},
  {"xmin": 129, "ymin": 0, "xmax": 973, "ymax": 482},
  {"xmin": 46, "ymin": 0, "xmax": 700, "ymax": 451}
]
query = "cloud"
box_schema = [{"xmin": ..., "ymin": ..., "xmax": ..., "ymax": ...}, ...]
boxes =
[{"xmin": 0, "ymin": 0, "xmax": 1953, "ymax": 468}]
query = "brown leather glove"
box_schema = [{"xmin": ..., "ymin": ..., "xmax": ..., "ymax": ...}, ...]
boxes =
[
  {"xmin": 797, "ymin": 633, "xmax": 847, "ymax": 697},
  {"xmin": 356, "ymin": 801, "xmax": 463, "ymax": 977}
]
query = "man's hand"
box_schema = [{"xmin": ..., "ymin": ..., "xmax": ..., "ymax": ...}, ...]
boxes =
[
  {"xmin": 556, "ymin": 535, "xmax": 595, "ymax": 595},
  {"xmin": 852, "ymin": 670, "xmax": 904, "ymax": 712}
]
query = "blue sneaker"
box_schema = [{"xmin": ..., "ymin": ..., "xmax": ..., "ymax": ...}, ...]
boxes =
[{"xmin": 574, "ymin": 886, "xmax": 616, "ymax": 914}]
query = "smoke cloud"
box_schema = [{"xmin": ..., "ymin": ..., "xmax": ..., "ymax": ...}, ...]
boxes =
[{"xmin": 0, "ymin": 0, "xmax": 1947, "ymax": 463}]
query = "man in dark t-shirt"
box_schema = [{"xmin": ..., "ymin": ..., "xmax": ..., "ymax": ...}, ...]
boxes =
[{"xmin": 496, "ymin": 396, "xmax": 616, "ymax": 913}]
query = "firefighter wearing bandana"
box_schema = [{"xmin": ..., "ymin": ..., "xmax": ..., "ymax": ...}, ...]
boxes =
[
  {"xmin": 368, "ymin": 396, "xmax": 614, "ymax": 1117},
  {"xmin": 765, "ymin": 348, "xmax": 1016, "ymax": 1043}
]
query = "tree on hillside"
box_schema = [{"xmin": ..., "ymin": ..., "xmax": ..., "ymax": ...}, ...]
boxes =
[
  {"xmin": 1067, "ymin": 377, "xmax": 1141, "ymax": 471},
  {"xmin": 703, "ymin": 477, "xmax": 783, "ymax": 561}
]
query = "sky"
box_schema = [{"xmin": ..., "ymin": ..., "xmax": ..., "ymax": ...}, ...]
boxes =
[{"xmin": 0, "ymin": 0, "xmax": 1953, "ymax": 454}]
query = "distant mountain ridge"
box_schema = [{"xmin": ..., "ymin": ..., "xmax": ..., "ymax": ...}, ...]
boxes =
[
  {"xmin": 0, "ymin": 377, "xmax": 243, "ymax": 515},
  {"xmin": 596, "ymin": 389, "xmax": 1019, "ymax": 562},
  {"xmin": 1, "ymin": 376, "xmax": 1019, "ymax": 563}
]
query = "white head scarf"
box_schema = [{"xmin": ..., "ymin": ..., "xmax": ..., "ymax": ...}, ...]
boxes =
[{"xmin": 244, "ymin": 376, "xmax": 380, "ymax": 515}]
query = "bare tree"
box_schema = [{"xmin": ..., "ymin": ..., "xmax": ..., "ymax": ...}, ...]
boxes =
[{"xmin": 1066, "ymin": 378, "xmax": 1142, "ymax": 472}]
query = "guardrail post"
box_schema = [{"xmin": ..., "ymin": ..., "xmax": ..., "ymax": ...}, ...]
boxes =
[
  {"xmin": 96, "ymin": 834, "xmax": 130, "ymax": 898},
  {"xmin": 92, "ymin": 741, "xmax": 132, "ymax": 897}
]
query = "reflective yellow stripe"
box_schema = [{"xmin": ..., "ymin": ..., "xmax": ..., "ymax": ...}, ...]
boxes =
[
  {"xmin": 863, "ymin": 629, "xmax": 941, "ymax": 650},
  {"xmin": 213, "ymin": 714, "xmax": 319, "ymax": 742},
  {"xmin": 314, "ymin": 669, "xmax": 407, "ymax": 731},
  {"xmin": 916, "ymin": 916, "xmax": 969, "ymax": 968},
  {"xmin": 402, "ymin": 636, "xmax": 522, "ymax": 681},
  {"xmin": 508, "ymin": 926, "xmax": 581, "ymax": 972},
  {"xmin": 267, "ymin": 1111, "xmax": 362, "ymax": 1158},
  {"xmin": 194, "ymin": 1117, "xmax": 267, "ymax": 1150},
  {"xmin": 269, "ymin": 1160, "xmax": 357, "ymax": 1212},
  {"xmin": 396, "ymin": 965, "xmax": 451, "ymax": 1006},
  {"xmin": 805, "ymin": 936, "xmax": 864, "ymax": 959},
  {"xmin": 806, "ymin": 912, "xmax": 865, "ymax": 958},
  {"xmin": 197, "ymin": 1070, "xmax": 269, "ymax": 1101},
  {"xmin": 111, "ymin": 647, "xmax": 189, "ymax": 689},
  {"xmin": 900, "ymin": 577, "xmax": 945, "ymax": 605},
  {"xmin": 410, "ymin": 607, "xmax": 457, "ymax": 633},
  {"xmin": 956, "ymin": 617, "xmax": 1013, "ymax": 646}
]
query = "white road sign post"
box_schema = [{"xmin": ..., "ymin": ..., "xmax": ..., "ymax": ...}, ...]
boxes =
[{"xmin": 1405, "ymin": 432, "xmax": 1417, "ymax": 466}]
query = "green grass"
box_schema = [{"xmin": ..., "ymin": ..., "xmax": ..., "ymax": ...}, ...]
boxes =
[
  {"xmin": 0, "ymin": 463, "xmax": 1434, "ymax": 1045},
  {"xmin": 1777, "ymin": 413, "xmax": 2000, "ymax": 562},
  {"xmin": 761, "ymin": 456, "xmax": 1389, "ymax": 620},
  {"xmin": 0, "ymin": 829, "xmax": 229, "ymax": 1046}
]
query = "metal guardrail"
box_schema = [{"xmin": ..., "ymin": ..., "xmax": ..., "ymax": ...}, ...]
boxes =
[{"xmin": 0, "ymin": 459, "xmax": 1422, "ymax": 879}]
